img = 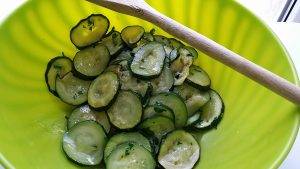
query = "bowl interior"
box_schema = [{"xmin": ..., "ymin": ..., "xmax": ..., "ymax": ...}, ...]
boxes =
[{"xmin": 0, "ymin": 0, "xmax": 299, "ymax": 168}]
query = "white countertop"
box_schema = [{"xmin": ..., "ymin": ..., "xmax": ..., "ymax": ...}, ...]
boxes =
[{"xmin": 0, "ymin": 0, "xmax": 299, "ymax": 169}]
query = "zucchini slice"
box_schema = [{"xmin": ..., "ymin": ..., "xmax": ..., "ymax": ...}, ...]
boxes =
[
  {"xmin": 171, "ymin": 48, "xmax": 193, "ymax": 85},
  {"xmin": 169, "ymin": 38, "xmax": 184, "ymax": 49},
  {"xmin": 70, "ymin": 14, "xmax": 110, "ymax": 49},
  {"xmin": 143, "ymin": 104, "xmax": 174, "ymax": 121},
  {"xmin": 154, "ymin": 35, "xmax": 170, "ymax": 45},
  {"xmin": 107, "ymin": 90, "xmax": 142, "ymax": 129},
  {"xmin": 102, "ymin": 30, "xmax": 124, "ymax": 56},
  {"xmin": 163, "ymin": 45, "xmax": 173, "ymax": 58},
  {"xmin": 104, "ymin": 132, "xmax": 152, "ymax": 161},
  {"xmin": 73, "ymin": 43, "xmax": 110, "ymax": 79},
  {"xmin": 109, "ymin": 50, "xmax": 132, "ymax": 65},
  {"xmin": 186, "ymin": 112, "xmax": 201, "ymax": 126},
  {"xmin": 149, "ymin": 92, "xmax": 188, "ymax": 128},
  {"xmin": 186, "ymin": 65, "xmax": 211, "ymax": 90},
  {"xmin": 140, "ymin": 116, "xmax": 175, "ymax": 141},
  {"xmin": 106, "ymin": 142, "xmax": 155, "ymax": 169},
  {"xmin": 121, "ymin": 25, "xmax": 145, "ymax": 46},
  {"xmin": 45, "ymin": 56, "xmax": 73, "ymax": 96},
  {"xmin": 193, "ymin": 90, "xmax": 224, "ymax": 129},
  {"xmin": 184, "ymin": 46, "xmax": 198, "ymax": 59},
  {"xmin": 158, "ymin": 130, "xmax": 200, "ymax": 169},
  {"xmin": 130, "ymin": 42, "xmax": 166, "ymax": 78},
  {"xmin": 62, "ymin": 121, "xmax": 107, "ymax": 165},
  {"xmin": 109, "ymin": 60, "xmax": 150, "ymax": 97},
  {"xmin": 67, "ymin": 104, "xmax": 110, "ymax": 133},
  {"xmin": 88, "ymin": 72, "xmax": 119, "ymax": 109},
  {"xmin": 151, "ymin": 64, "xmax": 174, "ymax": 94},
  {"xmin": 55, "ymin": 72, "xmax": 91, "ymax": 105},
  {"xmin": 173, "ymin": 83, "xmax": 210, "ymax": 117},
  {"xmin": 169, "ymin": 49, "xmax": 179, "ymax": 62}
]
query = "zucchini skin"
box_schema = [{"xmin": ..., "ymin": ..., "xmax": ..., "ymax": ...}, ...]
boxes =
[
  {"xmin": 89, "ymin": 79, "xmax": 121, "ymax": 112},
  {"xmin": 70, "ymin": 14, "xmax": 110, "ymax": 49},
  {"xmin": 45, "ymin": 56, "xmax": 73, "ymax": 97},
  {"xmin": 128, "ymin": 55, "xmax": 165, "ymax": 80},
  {"xmin": 192, "ymin": 89, "xmax": 225, "ymax": 130},
  {"xmin": 186, "ymin": 79, "xmax": 211, "ymax": 91}
]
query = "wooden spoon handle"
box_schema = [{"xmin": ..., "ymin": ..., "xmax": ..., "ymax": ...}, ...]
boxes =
[{"xmin": 87, "ymin": 0, "xmax": 300, "ymax": 104}]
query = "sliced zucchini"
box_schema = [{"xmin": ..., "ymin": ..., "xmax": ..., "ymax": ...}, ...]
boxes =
[
  {"xmin": 169, "ymin": 49, "xmax": 179, "ymax": 62},
  {"xmin": 56, "ymin": 72, "xmax": 91, "ymax": 105},
  {"xmin": 171, "ymin": 48, "xmax": 193, "ymax": 85},
  {"xmin": 193, "ymin": 90, "xmax": 224, "ymax": 129},
  {"xmin": 184, "ymin": 46, "xmax": 198, "ymax": 59},
  {"xmin": 130, "ymin": 42, "xmax": 166, "ymax": 78},
  {"xmin": 45, "ymin": 56, "xmax": 73, "ymax": 96},
  {"xmin": 163, "ymin": 45, "xmax": 173, "ymax": 58},
  {"xmin": 186, "ymin": 65, "xmax": 211, "ymax": 90},
  {"xmin": 154, "ymin": 35, "xmax": 170, "ymax": 45},
  {"xmin": 107, "ymin": 90, "xmax": 142, "ymax": 129},
  {"xmin": 121, "ymin": 25, "xmax": 145, "ymax": 46},
  {"xmin": 70, "ymin": 14, "xmax": 110, "ymax": 48},
  {"xmin": 186, "ymin": 112, "xmax": 201, "ymax": 126},
  {"xmin": 109, "ymin": 50, "xmax": 132, "ymax": 65},
  {"xmin": 108, "ymin": 60, "xmax": 150, "ymax": 97},
  {"xmin": 67, "ymin": 104, "xmax": 110, "ymax": 133},
  {"xmin": 102, "ymin": 30, "xmax": 124, "ymax": 56},
  {"xmin": 143, "ymin": 104, "xmax": 174, "ymax": 121},
  {"xmin": 140, "ymin": 116, "xmax": 175, "ymax": 141},
  {"xmin": 151, "ymin": 64, "xmax": 174, "ymax": 94},
  {"xmin": 173, "ymin": 83, "xmax": 210, "ymax": 117},
  {"xmin": 88, "ymin": 72, "xmax": 119, "ymax": 109},
  {"xmin": 149, "ymin": 92, "xmax": 187, "ymax": 128},
  {"xmin": 104, "ymin": 132, "xmax": 152, "ymax": 161},
  {"xmin": 106, "ymin": 142, "xmax": 155, "ymax": 169},
  {"xmin": 169, "ymin": 38, "xmax": 184, "ymax": 49},
  {"xmin": 73, "ymin": 43, "xmax": 110, "ymax": 79},
  {"xmin": 62, "ymin": 121, "xmax": 107, "ymax": 165},
  {"xmin": 158, "ymin": 130, "xmax": 200, "ymax": 169}
]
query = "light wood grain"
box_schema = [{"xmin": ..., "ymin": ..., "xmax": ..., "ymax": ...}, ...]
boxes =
[{"xmin": 87, "ymin": 0, "xmax": 300, "ymax": 104}]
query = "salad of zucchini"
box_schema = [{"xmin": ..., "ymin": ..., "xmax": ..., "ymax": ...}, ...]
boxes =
[{"xmin": 45, "ymin": 14, "xmax": 225, "ymax": 169}]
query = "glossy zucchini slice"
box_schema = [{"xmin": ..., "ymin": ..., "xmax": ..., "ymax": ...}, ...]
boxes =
[
  {"xmin": 169, "ymin": 49, "xmax": 179, "ymax": 62},
  {"xmin": 88, "ymin": 72, "xmax": 119, "ymax": 109},
  {"xmin": 143, "ymin": 104, "xmax": 174, "ymax": 121},
  {"xmin": 158, "ymin": 130, "xmax": 200, "ymax": 169},
  {"xmin": 102, "ymin": 30, "xmax": 124, "ymax": 56},
  {"xmin": 186, "ymin": 65, "xmax": 211, "ymax": 90},
  {"xmin": 154, "ymin": 35, "xmax": 170, "ymax": 45},
  {"xmin": 184, "ymin": 46, "xmax": 198, "ymax": 59},
  {"xmin": 186, "ymin": 112, "xmax": 201, "ymax": 126},
  {"xmin": 121, "ymin": 25, "xmax": 145, "ymax": 46},
  {"xmin": 109, "ymin": 50, "xmax": 132, "ymax": 65},
  {"xmin": 107, "ymin": 90, "xmax": 142, "ymax": 129},
  {"xmin": 130, "ymin": 42, "xmax": 166, "ymax": 78},
  {"xmin": 169, "ymin": 38, "xmax": 183, "ymax": 49},
  {"xmin": 151, "ymin": 64, "xmax": 174, "ymax": 94},
  {"xmin": 70, "ymin": 14, "xmax": 110, "ymax": 48},
  {"xmin": 149, "ymin": 92, "xmax": 188, "ymax": 128},
  {"xmin": 193, "ymin": 90, "xmax": 224, "ymax": 129},
  {"xmin": 104, "ymin": 132, "xmax": 152, "ymax": 161},
  {"xmin": 62, "ymin": 121, "xmax": 107, "ymax": 165},
  {"xmin": 45, "ymin": 56, "xmax": 73, "ymax": 96},
  {"xmin": 106, "ymin": 142, "xmax": 155, "ymax": 169},
  {"xmin": 67, "ymin": 104, "xmax": 110, "ymax": 133},
  {"xmin": 55, "ymin": 72, "xmax": 91, "ymax": 105},
  {"xmin": 171, "ymin": 48, "xmax": 193, "ymax": 85},
  {"xmin": 73, "ymin": 43, "xmax": 110, "ymax": 79},
  {"xmin": 140, "ymin": 116, "xmax": 175, "ymax": 141},
  {"xmin": 173, "ymin": 83, "xmax": 210, "ymax": 117}
]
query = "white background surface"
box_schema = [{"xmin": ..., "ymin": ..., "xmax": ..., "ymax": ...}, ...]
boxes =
[{"xmin": 0, "ymin": 0, "xmax": 299, "ymax": 169}]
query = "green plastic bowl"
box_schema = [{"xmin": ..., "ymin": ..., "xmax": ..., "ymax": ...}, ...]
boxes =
[{"xmin": 0, "ymin": 0, "xmax": 299, "ymax": 168}]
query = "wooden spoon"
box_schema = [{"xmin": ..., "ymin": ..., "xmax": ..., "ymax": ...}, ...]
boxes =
[{"xmin": 87, "ymin": 0, "xmax": 300, "ymax": 104}]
